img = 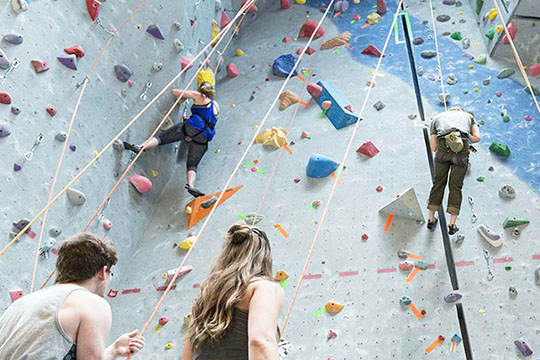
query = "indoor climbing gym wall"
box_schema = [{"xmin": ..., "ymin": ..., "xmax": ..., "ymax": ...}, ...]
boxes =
[{"xmin": 1, "ymin": 0, "xmax": 540, "ymax": 359}]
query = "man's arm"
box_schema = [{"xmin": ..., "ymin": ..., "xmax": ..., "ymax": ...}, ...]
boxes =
[
  {"xmin": 469, "ymin": 123, "xmax": 481, "ymax": 143},
  {"xmin": 76, "ymin": 295, "xmax": 112, "ymax": 360},
  {"xmin": 430, "ymin": 134, "xmax": 438, "ymax": 152}
]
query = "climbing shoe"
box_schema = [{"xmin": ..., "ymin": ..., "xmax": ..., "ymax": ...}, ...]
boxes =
[
  {"xmin": 427, "ymin": 217, "xmax": 438, "ymax": 231},
  {"xmin": 123, "ymin": 141, "xmax": 142, "ymax": 154},
  {"xmin": 448, "ymin": 224, "xmax": 459, "ymax": 235},
  {"xmin": 200, "ymin": 196, "xmax": 218, "ymax": 209},
  {"xmin": 185, "ymin": 184, "xmax": 205, "ymax": 198}
]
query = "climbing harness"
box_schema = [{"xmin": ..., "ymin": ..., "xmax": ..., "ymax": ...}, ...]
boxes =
[
  {"xmin": 139, "ymin": 81, "xmax": 153, "ymax": 100},
  {"xmin": 0, "ymin": 58, "xmax": 20, "ymax": 85},
  {"xmin": 467, "ymin": 196, "xmax": 477, "ymax": 224},
  {"xmin": 23, "ymin": 133, "xmax": 45, "ymax": 161},
  {"xmin": 483, "ymin": 249, "xmax": 494, "ymax": 281}
]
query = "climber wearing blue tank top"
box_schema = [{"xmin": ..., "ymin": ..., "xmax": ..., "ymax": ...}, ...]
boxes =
[{"xmin": 122, "ymin": 81, "xmax": 220, "ymax": 208}]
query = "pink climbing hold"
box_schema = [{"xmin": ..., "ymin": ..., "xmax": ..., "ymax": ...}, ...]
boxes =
[
  {"xmin": 495, "ymin": 91, "xmax": 502, "ymax": 97},
  {"xmin": 103, "ymin": 219, "xmax": 112, "ymax": 230},
  {"xmin": 502, "ymin": 23, "xmax": 516, "ymax": 44},
  {"xmin": 361, "ymin": 44, "xmax": 384, "ymax": 57},
  {"xmin": 226, "ymin": 63, "xmax": 239, "ymax": 78},
  {"xmin": 281, "ymin": 0, "xmax": 290, "ymax": 9},
  {"xmin": 399, "ymin": 261, "xmax": 414, "ymax": 271},
  {"xmin": 307, "ymin": 83, "xmax": 323, "ymax": 98},
  {"xmin": 322, "ymin": 100, "xmax": 332, "ymax": 110},
  {"xmin": 282, "ymin": 37, "xmax": 292, "ymax": 43},
  {"xmin": 128, "ymin": 174, "xmax": 153, "ymax": 193},
  {"xmin": 298, "ymin": 21, "xmax": 325, "ymax": 40},
  {"xmin": 0, "ymin": 91, "xmax": 12, "ymax": 105},
  {"xmin": 528, "ymin": 63, "xmax": 540, "ymax": 77},
  {"xmin": 220, "ymin": 11, "xmax": 231, "ymax": 29},
  {"xmin": 46, "ymin": 106, "xmax": 57, "ymax": 117},
  {"xmin": 180, "ymin": 55, "xmax": 195, "ymax": 70},
  {"xmin": 352, "ymin": 14, "xmax": 361, "ymax": 21},
  {"xmin": 377, "ymin": 0, "xmax": 387, "ymax": 14},
  {"xmin": 344, "ymin": 104, "xmax": 354, "ymax": 113},
  {"xmin": 31, "ymin": 60, "xmax": 49, "ymax": 73},
  {"xmin": 298, "ymin": 47, "xmax": 316, "ymax": 55},
  {"xmin": 376, "ymin": 185, "xmax": 383, "ymax": 192},
  {"xmin": 524, "ymin": 115, "xmax": 533, "ymax": 121},
  {"xmin": 356, "ymin": 141, "xmax": 379, "ymax": 158},
  {"xmin": 241, "ymin": 0, "xmax": 256, "ymax": 13}
]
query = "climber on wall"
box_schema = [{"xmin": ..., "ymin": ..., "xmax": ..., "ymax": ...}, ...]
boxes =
[
  {"xmin": 427, "ymin": 106, "xmax": 481, "ymax": 235},
  {"xmin": 182, "ymin": 222, "xmax": 284, "ymax": 360},
  {"xmin": 0, "ymin": 233, "xmax": 145, "ymax": 359},
  {"xmin": 123, "ymin": 81, "xmax": 220, "ymax": 203}
]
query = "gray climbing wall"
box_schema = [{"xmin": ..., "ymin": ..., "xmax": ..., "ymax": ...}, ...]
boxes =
[{"xmin": 2, "ymin": 0, "xmax": 540, "ymax": 359}]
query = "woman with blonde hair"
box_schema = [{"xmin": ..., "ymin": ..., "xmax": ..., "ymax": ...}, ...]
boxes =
[
  {"xmin": 123, "ymin": 81, "xmax": 220, "ymax": 203},
  {"xmin": 182, "ymin": 223, "xmax": 284, "ymax": 360}
]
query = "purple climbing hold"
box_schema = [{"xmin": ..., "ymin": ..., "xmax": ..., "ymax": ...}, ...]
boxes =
[
  {"xmin": 462, "ymin": 52, "xmax": 474, "ymax": 60},
  {"xmin": 514, "ymin": 338, "xmax": 533, "ymax": 357},
  {"xmin": 412, "ymin": 37, "xmax": 424, "ymax": 45},
  {"xmin": 69, "ymin": 144, "xmax": 77, "ymax": 151},
  {"xmin": 3, "ymin": 34, "xmax": 24, "ymax": 45},
  {"xmin": 444, "ymin": 292, "xmax": 462, "ymax": 303},
  {"xmin": 0, "ymin": 122, "xmax": 12, "ymax": 137},
  {"xmin": 11, "ymin": 106, "xmax": 21, "ymax": 115},
  {"xmin": 373, "ymin": 100, "xmax": 385, "ymax": 111},
  {"xmin": 13, "ymin": 218, "xmax": 30, "ymax": 232},
  {"xmin": 443, "ymin": 0, "xmax": 456, "ymax": 4},
  {"xmin": 334, "ymin": 0, "xmax": 349, "ymax": 12},
  {"xmin": 13, "ymin": 163, "xmax": 21, "ymax": 171},
  {"xmin": 57, "ymin": 54, "xmax": 78, "ymax": 70},
  {"xmin": 146, "ymin": 24, "xmax": 165, "ymax": 40},
  {"xmin": 114, "ymin": 64, "xmax": 133, "ymax": 82}
]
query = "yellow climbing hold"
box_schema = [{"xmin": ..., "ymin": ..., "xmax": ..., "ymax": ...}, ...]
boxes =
[
  {"xmin": 162, "ymin": 273, "xmax": 168, "ymax": 279},
  {"xmin": 151, "ymin": 169, "xmax": 158, "ymax": 177},
  {"xmin": 296, "ymin": 0, "xmax": 306, "ymax": 4},
  {"xmin": 179, "ymin": 235, "xmax": 195, "ymax": 250},
  {"xmin": 236, "ymin": 49, "xmax": 244, "ymax": 56},
  {"xmin": 184, "ymin": 313, "xmax": 192, "ymax": 326},
  {"xmin": 185, "ymin": 206, "xmax": 192, "ymax": 215},
  {"xmin": 215, "ymin": 149, "xmax": 220, "ymax": 154},
  {"xmin": 459, "ymin": 11, "xmax": 463, "ymax": 15},
  {"xmin": 366, "ymin": 13, "xmax": 382, "ymax": 25},
  {"xmin": 230, "ymin": 104, "xmax": 236, "ymax": 108},
  {"xmin": 165, "ymin": 343, "xmax": 173, "ymax": 350},
  {"xmin": 211, "ymin": 19, "xmax": 221, "ymax": 46},
  {"xmin": 93, "ymin": 151, "xmax": 99, "ymax": 158},
  {"xmin": 474, "ymin": 88, "xmax": 479, "ymax": 92},
  {"xmin": 255, "ymin": 127, "xmax": 288, "ymax": 149},
  {"xmin": 488, "ymin": 9, "xmax": 498, "ymax": 21},
  {"xmin": 496, "ymin": 25, "xmax": 502, "ymax": 33},
  {"xmin": 353, "ymin": 0, "xmax": 360, "ymax": 3},
  {"xmin": 474, "ymin": 42, "xmax": 480, "ymax": 46},
  {"xmin": 468, "ymin": 65, "xmax": 474, "ymax": 69}
]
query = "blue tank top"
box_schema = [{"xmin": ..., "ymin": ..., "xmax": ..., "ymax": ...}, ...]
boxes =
[{"xmin": 187, "ymin": 101, "xmax": 217, "ymax": 142}]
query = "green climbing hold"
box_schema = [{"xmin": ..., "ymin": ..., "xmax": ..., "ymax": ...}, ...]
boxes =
[
  {"xmin": 479, "ymin": 120, "xmax": 485, "ymax": 125},
  {"xmin": 476, "ymin": 0, "xmax": 484, "ymax": 14},
  {"xmin": 501, "ymin": 107, "xmax": 510, "ymax": 122},
  {"xmin": 463, "ymin": 89, "xmax": 469, "ymax": 94},
  {"xmin": 489, "ymin": 142, "xmax": 511, "ymax": 158},
  {"xmin": 476, "ymin": 176, "xmax": 485, "ymax": 182},
  {"xmin": 502, "ymin": 217, "xmax": 530, "ymax": 229},
  {"xmin": 504, "ymin": 266, "xmax": 512, "ymax": 271},
  {"xmin": 474, "ymin": 54, "xmax": 487, "ymax": 64},
  {"xmin": 450, "ymin": 32, "xmax": 462, "ymax": 41},
  {"xmin": 524, "ymin": 85, "xmax": 540, "ymax": 96},
  {"xmin": 485, "ymin": 28, "xmax": 495, "ymax": 40},
  {"xmin": 497, "ymin": 68, "xmax": 515, "ymax": 79}
]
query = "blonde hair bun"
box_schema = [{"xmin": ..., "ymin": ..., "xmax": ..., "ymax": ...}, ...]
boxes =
[{"xmin": 227, "ymin": 223, "xmax": 252, "ymax": 245}]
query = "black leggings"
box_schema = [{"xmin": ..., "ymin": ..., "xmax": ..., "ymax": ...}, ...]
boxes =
[{"xmin": 157, "ymin": 123, "xmax": 208, "ymax": 172}]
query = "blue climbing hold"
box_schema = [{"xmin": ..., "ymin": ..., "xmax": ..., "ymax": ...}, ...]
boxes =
[
  {"xmin": 272, "ymin": 54, "xmax": 299, "ymax": 78},
  {"xmin": 306, "ymin": 154, "xmax": 340, "ymax": 178}
]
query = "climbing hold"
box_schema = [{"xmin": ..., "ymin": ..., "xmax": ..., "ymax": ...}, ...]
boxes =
[
  {"xmin": 524, "ymin": 85, "xmax": 540, "ymax": 96},
  {"xmin": 46, "ymin": 106, "xmax": 56, "ymax": 117},
  {"xmin": 128, "ymin": 174, "xmax": 153, "ymax": 193},
  {"xmin": 55, "ymin": 132, "xmax": 68, "ymax": 142},
  {"xmin": 477, "ymin": 224, "xmax": 502, "ymax": 247},
  {"xmin": 376, "ymin": 185, "xmax": 383, "ymax": 192},
  {"xmin": 417, "ymin": 66, "xmax": 423, "ymax": 76},
  {"xmin": 502, "ymin": 22, "xmax": 516, "ymax": 44},
  {"xmin": 215, "ymin": 0, "xmax": 222, "ymax": 10},
  {"xmin": 512, "ymin": 227, "xmax": 521, "ymax": 238},
  {"xmin": 334, "ymin": 0, "xmax": 349, "ymax": 13},
  {"xmin": 3, "ymin": 34, "xmax": 23, "ymax": 45},
  {"xmin": 146, "ymin": 24, "xmax": 165, "ymax": 40},
  {"xmin": 485, "ymin": 28, "xmax": 495, "ymax": 40},
  {"xmin": 439, "ymin": 93, "xmax": 450, "ymax": 105},
  {"xmin": 443, "ymin": 0, "xmax": 456, "ymax": 4},
  {"xmin": 220, "ymin": 11, "xmax": 231, "ymax": 30},
  {"xmin": 397, "ymin": 250, "xmax": 409, "ymax": 259},
  {"xmin": 474, "ymin": 54, "xmax": 486, "ymax": 64},
  {"xmin": 103, "ymin": 219, "xmax": 112, "ymax": 230},
  {"xmin": 307, "ymin": 83, "xmax": 322, "ymax": 98},
  {"xmin": 361, "ymin": 44, "xmax": 384, "ymax": 58},
  {"xmin": 322, "ymin": 101, "xmax": 331, "ymax": 110},
  {"xmin": 255, "ymin": 127, "xmax": 287, "ymax": 148},
  {"xmin": 414, "ymin": 260, "xmax": 429, "ymax": 269},
  {"xmin": 366, "ymin": 13, "xmax": 382, "ymax": 24},
  {"xmin": 57, "ymin": 54, "xmax": 77, "ymax": 70},
  {"xmin": 279, "ymin": 91, "xmax": 302, "ymax": 110},
  {"xmin": 31, "ymin": 60, "xmax": 49, "ymax": 73},
  {"xmin": 499, "ymin": 186, "xmax": 514, "ymax": 200},
  {"xmin": 11, "ymin": 106, "xmax": 21, "ymax": 115},
  {"xmin": 64, "ymin": 45, "xmax": 85, "ymax": 58},
  {"xmin": 272, "ymin": 54, "xmax": 298, "ymax": 78},
  {"xmin": 165, "ymin": 343, "xmax": 173, "ymax": 350},
  {"xmin": 306, "ymin": 154, "xmax": 340, "ymax": 178},
  {"xmin": 11, "ymin": 0, "xmax": 28, "ymax": 13},
  {"xmin": 497, "ymin": 68, "xmax": 514, "ymax": 79},
  {"xmin": 298, "ymin": 21, "xmax": 325, "ymax": 39},
  {"xmin": 325, "ymin": 300, "xmax": 344, "ymax": 314},
  {"xmin": 514, "ymin": 338, "xmax": 533, "ymax": 357},
  {"xmin": 13, "ymin": 163, "xmax": 21, "ymax": 172},
  {"xmin": 483, "ymin": 76, "xmax": 491, "ymax": 85},
  {"xmin": 476, "ymin": 176, "xmax": 485, "ymax": 182},
  {"xmin": 436, "ymin": 14, "xmax": 451, "ymax": 22},
  {"xmin": 66, "ymin": 188, "xmax": 87, "ymax": 205},
  {"xmin": 180, "ymin": 55, "xmax": 195, "ymax": 70},
  {"xmin": 399, "ymin": 261, "xmax": 414, "ymax": 271},
  {"xmin": 535, "ymin": 266, "xmax": 540, "ymax": 285},
  {"xmin": 489, "ymin": 142, "xmax": 510, "ymax": 158},
  {"xmin": 455, "ymin": 234, "xmax": 465, "ymax": 245},
  {"xmin": 86, "ymin": 0, "xmax": 101, "ymax": 20},
  {"xmin": 377, "ymin": 0, "xmax": 387, "ymax": 14},
  {"xmin": 361, "ymin": 234, "xmax": 368, "ymax": 240},
  {"xmin": 420, "ymin": 50, "xmax": 437, "ymax": 59},
  {"xmin": 444, "ymin": 292, "xmax": 462, "ymax": 303},
  {"xmin": 352, "ymin": 14, "xmax": 361, "ymax": 21},
  {"xmin": 275, "ymin": 270, "xmax": 289, "ymax": 281},
  {"xmin": 314, "ymin": 80, "xmax": 357, "ymax": 129},
  {"xmin": 412, "ymin": 37, "xmax": 424, "ymax": 45},
  {"xmin": 447, "ymin": 73, "xmax": 457, "ymax": 85},
  {"xmin": 399, "ymin": 296, "xmax": 412, "ymax": 306},
  {"xmin": 49, "ymin": 227, "xmax": 62, "ymax": 237},
  {"xmin": 450, "ymin": 32, "xmax": 462, "ymax": 40},
  {"xmin": 356, "ymin": 141, "xmax": 379, "ymax": 158},
  {"xmin": 320, "ymin": 31, "xmax": 351, "ymax": 50},
  {"xmin": 280, "ymin": 0, "xmax": 291, "ymax": 9},
  {"xmin": 114, "ymin": 64, "xmax": 133, "ymax": 82},
  {"xmin": 0, "ymin": 123, "xmax": 12, "ymax": 138},
  {"xmin": 508, "ymin": 286, "xmax": 518, "ymax": 296},
  {"xmin": 179, "ymin": 235, "xmax": 195, "ymax": 250},
  {"xmin": 173, "ymin": 39, "xmax": 184, "ymax": 53},
  {"xmin": 152, "ymin": 62, "xmax": 163, "ymax": 72},
  {"xmin": 502, "ymin": 217, "xmax": 529, "ymax": 229},
  {"xmin": 236, "ymin": 49, "xmax": 244, "ymax": 57},
  {"xmin": 241, "ymin": 0, "xmax": 257, "ymax": 13},
  {"xmin": 172, "ymin": 22, "xmax": 181, "ymax": 31},
  {"xmin": 373, "ymin": 100, "xmax": 385, "ymax": 111},
  {"xmin": 301, "ymin": 131, "xmax": 310, "ymax": 139},
  {"xmin": 0, "ymin": 92, "xmax": 12, "ymax": 105},
  {"xmin": 462, "ymin": 38, "xmax": 470, "ymax": 49},
  {"xmin": 488, "ymin": 8, "xmax": 497, "ymax": 20},
  {"xmin": 226, "ymin": 63, "xmax": 239, "ymax": 78},
  {"xmin": 327, "ymin": 329, "xmax": 338, "ymax": 340},
  {"xmin": 0, "ymin": 49, "xmax": 10, "ymax": 70},
  {"xmin": 529, "ymin": 63, "xmax": 540, "ymax": 77}
]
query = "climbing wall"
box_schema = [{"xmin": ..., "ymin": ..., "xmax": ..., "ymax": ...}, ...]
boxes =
[{"xmin": 2, "ymin": 0, "xmax": 540, "ymax": 359}]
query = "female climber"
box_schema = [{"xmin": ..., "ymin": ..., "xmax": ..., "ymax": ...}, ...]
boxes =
[
  {"xmin": 123, "ymin": 81, "xmax": 220, "ymax": 200},
  {"xmin": 182, "ymin": 222, "xmax": 284, "ymax": 360},
  {"xmin": 427, "ymin": 106, "xmax": 481, "ymax": 235}
]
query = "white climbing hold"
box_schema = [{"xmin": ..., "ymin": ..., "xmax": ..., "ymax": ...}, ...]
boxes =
[
  {"xmin": 49, "ymin": 227, "xmax": 62, "ymax": 237},
  {"xmin": 173, "ymin": 39, "xmax": 184, "ymax": 53},
  {"xmin": 66, "ymin": 188, "xmax": 87, "ymax": 205},
  {"xmin": 477, "ymin": 224, "xmax": 503, "ymax": 247},
  {"xmin": 11, "ymin": 0, "xmax": 28, "ymax": 14},
  {"xmin": 55, "ymin": 132, "xmax": 67, "ymax": 142}
]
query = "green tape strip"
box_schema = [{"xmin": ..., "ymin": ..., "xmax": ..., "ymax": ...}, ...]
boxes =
[
  {"xmin": 312, "ymin": 308, "xmax": 326, "ymax": 317},
  {"xmin": 280, "ymin": 279, "xmax": 287, "ymax": 289},
  {"xmin": 243, "ymin": 161, "xmax": 255, "ymax": 168},
  {"xmin": 237, "ymin": 215, "xmax": 246, "ymax": 220},
  {"xmin": 257, "ymin": 169, "xmax": 266, "ymax": 174}
]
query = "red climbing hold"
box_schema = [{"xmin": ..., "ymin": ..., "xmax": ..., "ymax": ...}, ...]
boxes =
[
  {"xmin": 226, "ymin": 63, "xmax": 239, "ymax": 78},
  {"xmin": 86, "ymin": 0, "xmax": 101, "ymax": 21},
  {"xmin": 352, "ymin": 14, "xmax": 361, "ymax": 21},
  {"xmin": 528, "ymin": 63, "xmax": 540, "ymax": 77},
  {"xmin": 298, "ymin": 21, "xmax": 325, "ymax": 40},
  {"xmin": 307, "ymin": 83, "xmax": 323, "ymax": 98},
  {"xmin": 64, "ymin": 45, "xmax": 85, "ymax": 58},
  {"xmin": 220, "ymin": 11, "xmax": 231, "ymax": 29},
  {"xmin": 128, "ymin": 174, "xmax": 153, "ymax": 193},
  {"xmin": 46, "ymin": 106, "xmax": 56, "ymax": 117},
  {"xmin": 361, "ymin": 234, "xmax": 368, "ymax": 240},
  {"xmin": 361, "ymin": 44, "xmax": 384, "ymax": 57},
  {"xmin": 356, "ymin": 141, "xmax": 379, "ymax": 158},
  {"xmin": 281, "ymin": 0, "xmax": 291, "ymax": 9},
  {"xmin": 502, "ymin": 23, "xmax": 516, "ymax": 44},
  {"xmin": 31, "ymin": 60, "xmax": 49, "ymax": 73},
  {"xmin": 241, "ymin": 0, "xmax": 256, "ymax": 13},
  {"xmin": 376, "ymin": 185, "xmax": 383, "ymax": 192},
  {"xmin": 377, "ymin": 0, "xmax": 387, "ymax": 14},
  {"xmin": 294, "ymin": 178, "xmax": 301, "ymax": 183},
  {"xmin": 296, "ymin": 47, "xmax": 316, "ymax": 55},
  {"xmin": 282, "ymin": 37, "xmax": 292, "ymax": 43},
  {"xmin": 0, "ymin": 92, "xmax": 12, "ymax": 105},
  {"xmin": 344, "ymin": 104, "xmax": 354, "ymax": 113}
]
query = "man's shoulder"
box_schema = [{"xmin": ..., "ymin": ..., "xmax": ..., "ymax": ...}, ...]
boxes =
[{"xmin": 65, "ymin": 288, "xmax": 110, "ymax": 313}]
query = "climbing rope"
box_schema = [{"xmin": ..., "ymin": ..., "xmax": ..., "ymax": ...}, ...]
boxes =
[
  {"xmin": 427, "ymin": 0, "xmax": 448, "ymax": 111},
  {"xmin": 491, "ymin": 0, "xmax": 540, "ymax": 117},
  {"xmin": 280, "ymin": 0, "xmax": 404, "ymax": 336},
  {"xmin": 28, "ymin": 0, "xmax": 151, "ymax": 294},
  {"xmin": 0, "ymin": 0, "xmax": 254, "ymax": 259},
  {"xmin": 130, "ymin": 0, "xmax": 334, "ymax": 348}
]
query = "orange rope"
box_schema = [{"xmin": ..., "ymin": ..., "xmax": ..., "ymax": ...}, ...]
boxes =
[
  {"xmin": 427, "ymin": 0, "xmax": 448, "ymax": 111},
  {"xmin": 280, "ymin": 0, "xmax": 404, "ymax": 336},
  {"xmin": 29, "ymin": 0, "xmax": 150, "ymax": 293},
  {"xmin": 491, "ymin": 0, "xmax": 540, "ymax": 117}
]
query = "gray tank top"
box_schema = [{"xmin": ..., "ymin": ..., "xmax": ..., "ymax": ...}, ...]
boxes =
[{"xmin": 0, "ymin": 284, "xmax": 86, "ymax": 360}]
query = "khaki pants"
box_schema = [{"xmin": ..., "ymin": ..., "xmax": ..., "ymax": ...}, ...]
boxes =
[{"xmin": 427, "ymin": 138, "xmax": 470, "ymax": 215}]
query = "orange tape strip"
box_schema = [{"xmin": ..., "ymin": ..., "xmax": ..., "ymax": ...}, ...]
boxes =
[
  {"xmin": 383, "ymin": 213, "xmax": 394, "ymax": 232},
  {"xmin": 425, "ymin": 338, "xmax": 443, "ymax": 353},
  {"xmin": 274, "ymin": 224, "xmax": 289, "ymax": 238},
  {"xmin": 296, "ymin": 74, "xmax": 306, "ymax": 82},
  {"xmin": 345, "ymin": 42, "xmax": 353, "ymax": 50},
  {"xmin": 361, "ymin": 23, "xmax": 371, "ymax": 29},
  {"xmin": 330, "ymin": 172, "xmax": 342, "ymax": 184},
  {"xmin": 283, "ymin": 143, "xmax": 293, "ymax": 154},
  {"xmin": 451, "ymin": 341, "xmax": 456, "ymax": 352},
  {"xmin": 407, "ymin": 253, "xmax": 423, "ymax": 260},
  {"xmin": 298, "ymin": 100, "xmax": 310, "ymax": 107},
  {"xmin": 333, "ymin": 11, "xmax": 342, "ymax": 18},
  {"xmin": 405, "ymin": 266, "xmax": 420, "ymax": 283},
  {"xmin": 409, "ymin": 302, "xmax": 423, "ymax": 320}
]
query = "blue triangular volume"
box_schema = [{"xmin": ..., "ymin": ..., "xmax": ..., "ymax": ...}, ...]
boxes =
[{"xmin": 306, "ymin": 154, "xmax": 340, "ymax": 178}]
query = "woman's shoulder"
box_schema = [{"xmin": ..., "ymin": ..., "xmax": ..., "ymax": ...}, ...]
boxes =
[{"xmin": 247, "ymin": 278, "xmax": 283, "ymax": 297}]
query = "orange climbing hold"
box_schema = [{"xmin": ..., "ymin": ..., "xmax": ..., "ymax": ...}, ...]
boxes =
[
  {"xmin": 325, "ymin": 300, "xmax": 344, "ymax": 314},
  {"xmin": 185, "ymin": 186, "xmax": 243, "ymax": 229},
  {"xmin": 275, "ymin": 270, "xmax": 289, "ymax": 281}
]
